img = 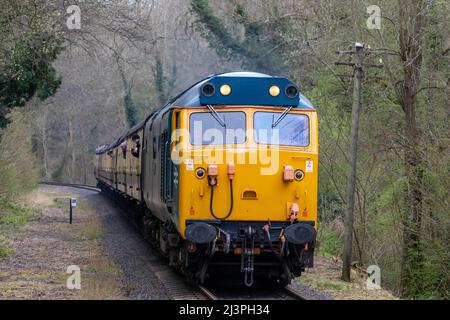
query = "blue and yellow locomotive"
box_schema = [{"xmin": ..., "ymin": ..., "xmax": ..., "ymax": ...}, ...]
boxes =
[{"xmin": 95, "ymin": 72, "xmax": 318, "ymax": 286}]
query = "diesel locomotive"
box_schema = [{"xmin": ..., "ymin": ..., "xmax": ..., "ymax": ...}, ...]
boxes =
[{"xmin": 95, "ymin": 72, "xmax": 318, "ymax": 286}]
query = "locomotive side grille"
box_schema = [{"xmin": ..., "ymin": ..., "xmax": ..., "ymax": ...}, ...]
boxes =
[{"xmin": 160, "ymin": 130, "xmax": 167, "ymax": 201}]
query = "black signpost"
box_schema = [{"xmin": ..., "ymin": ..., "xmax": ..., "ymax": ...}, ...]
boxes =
[{"xmin": 70, "ymin": 198, "xmax": 77, "ymax": 224}]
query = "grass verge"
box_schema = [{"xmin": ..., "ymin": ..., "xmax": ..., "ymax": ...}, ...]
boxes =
[
  {"xmin": 0, "ymin": 199, "xmax": 38, "ymax": 227},
  {"xmin": 0, "ymin": 244, "xmax": 13, "ymax": 259}
]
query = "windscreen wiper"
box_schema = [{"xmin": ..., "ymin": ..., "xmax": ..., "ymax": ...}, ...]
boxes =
[
  {"xmin": 272, "ymin": 106, "xmax": 293, "ymax": 128},
  {"xmin": 207, "ymin": 104, "xmax": 226, "ymax": 127}
]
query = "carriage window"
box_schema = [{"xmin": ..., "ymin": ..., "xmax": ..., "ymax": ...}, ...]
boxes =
[
  {"xmin": 131, "ymin": 134, "xmax": 140, "ymax": 158},
  {"xmin": 120, "ymin": 141, "xmax": 127, "ymax": 159},
  {"xmin": 254, "ymin": 112, "xmax": 309, "ymax": 147},
  {"xmin": 189, "ymin": 111, "xmax": 246, "ymax": 145}
]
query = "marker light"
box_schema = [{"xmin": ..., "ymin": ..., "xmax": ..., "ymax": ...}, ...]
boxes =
[
  {"xmin": 283, "ymin": 165, "xmax": 294, "ymax": 182},
  {"xmin": 220, "ymin": 84, "xmax": 232, "ymax": 96},
  {"xmin": 269, "ymin": 85, "xmax": 280, "ymax": 97},
  {"xmin": 227, "ymin": 162, "xmax": 235, "ymax": 180},
  {"xmin": 207, "ymin": 164, "xmax": 218, "ymax": 186}
]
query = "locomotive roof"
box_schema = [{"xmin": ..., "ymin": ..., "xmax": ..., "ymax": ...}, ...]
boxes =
[
  {"xmin": 171, "ymin": 71, "xmax": 315, "ymax": 109},
  {"xmin": 96, "ymin": 72, "xmax": 315, "ymax": 154}
]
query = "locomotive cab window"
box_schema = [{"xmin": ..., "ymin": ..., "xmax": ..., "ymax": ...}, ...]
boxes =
[
  {"xmin": 254, "ymin": 111, "xmax": 309, "ymax": 147},
  {"xmin": 189, "ymin": 111, "xmax": 246, "ymax": 145}
]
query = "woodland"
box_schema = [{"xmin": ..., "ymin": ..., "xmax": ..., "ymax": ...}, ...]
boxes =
[{"xmin": 0, "ymin": 0, "xmax": 449, "ymax": 298}]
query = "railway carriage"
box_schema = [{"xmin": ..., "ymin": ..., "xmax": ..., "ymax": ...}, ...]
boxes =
[{"xmin": 95, "ymin": 72, "xmax": 318, "ymax": 286}]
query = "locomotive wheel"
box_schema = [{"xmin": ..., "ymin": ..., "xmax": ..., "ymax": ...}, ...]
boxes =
[
  {"xmin": 180, "ymin": 248, "xmax": 198, "ymax": 286},
  {"xmin": 184, "ymin": 270, "xmax": 198, "ymax": 287},
  {"xmin": 278, "ymin": 273, "xmax": 290, "ymax": 286}
]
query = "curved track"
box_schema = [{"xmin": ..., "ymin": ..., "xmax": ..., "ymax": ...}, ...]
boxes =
[
  {"xmin": 39, "ymin": 181, "xmax": 100, "ymax": 193},
  {"xmin": 39, "ymin": 182, "xmax": 311, "ymax": 300}
]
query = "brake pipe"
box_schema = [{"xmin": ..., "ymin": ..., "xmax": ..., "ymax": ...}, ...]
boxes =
[
  {"xmin": 209, "ymin": 181, "xmax": 233, "ymax": 220},
  {"xmin": 208, "ymin": 163, "xmax": 234, "ymax": 221}
]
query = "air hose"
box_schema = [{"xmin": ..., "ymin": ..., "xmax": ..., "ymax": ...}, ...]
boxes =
[
  {"xmin": 264, "ymin": 229, "xmax": 282, "ymax": 258},
  {"xmin": 209, "ymin": 179, "xmax": 233, "ymax": 221}
]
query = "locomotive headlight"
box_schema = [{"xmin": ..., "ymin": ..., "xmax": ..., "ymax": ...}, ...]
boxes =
[
  {"xmin": 285, "ymin": 84, "xmax": 299, "ymax": 98},
  {"xmin": 294, "ymin": 169, "xmax": 305, "ymax": 181},
  {"xmin": 201, "ymin": 83, "xmax": 215, "ymax": 97},
  {"xmin": 269, "ymin": 85, "xmax": 280, "ymax": 97},
  {"xmin": 220, "ymin": 84, "xmax": 232, "ymax": 96}
]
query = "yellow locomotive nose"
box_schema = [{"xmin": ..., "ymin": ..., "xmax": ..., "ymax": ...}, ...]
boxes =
[{"xmin": 178, "ymin": 106, "xmax": 317, "ymax": 228}]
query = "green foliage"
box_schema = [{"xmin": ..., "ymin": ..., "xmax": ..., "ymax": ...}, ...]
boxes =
[
  {"xmin": 191, "ymin": 0, "xmax": 247, "ymax": 59},
  {"xmin": 51, "ymin": 153, "xmax": 69, "ymax": 182},
  {"xmin": 1, "ymin": 34, "xmax": 62, "ymax": 107},
  {"xmin": 0, "ymin": 0, "xmax": 64, "ymax": 127},
  {"xmin": 80, "ymin": 220, "xmax": 103, "ymax": 241},
  {"xmin": 190, "ymin": 0, "xmax": 289, "ymax": 74},
  {"xmin": 317, "ymin": 227, "xmax": 343, "ymax": 258},
  {"xmin": 399, "ymin": 240, "xmax": 449, "ymax": 299},
  {"xmin": 0, "ymin": 244, "xmax": 13, "ymax": 259},
  {"xmin": 124, "ymin": 86, "xmax": 138, "ymax": 128},
  {"xmin": 151, "ymin": 55, "xmax": 178, "ymax": 110},
  {"xmin": 301, "ymin": 276, "xmax": 351, "ymax": 291},
  {"xmin": 318, "ymin": 191, "xmax": 343, "ymax": 222},
  {"xmin": 0, "ymin": 198, "xmax": 36, "ymax": 227},
  {"xmin": 0, "ymin": 110, "xmax": 39, "ymax": 198},
  {"xmin": 153, "ymin": 56, "xmax": 171, "ymax": 106}
]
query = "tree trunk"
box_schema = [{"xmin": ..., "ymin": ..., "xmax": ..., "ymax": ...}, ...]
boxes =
[
  {"xmin": 68, "ymin": 117, "xmax": 76, "ymax": 182},
  {"xmin": 41, "ymin": 116, "xmax": 49, "ymax": 180},
  {"xmin": 398, "ymin": 0, "xmax": 427, "ymax": 297},
  {"xmin": 80, "ymin": 131, "xmax": 87, "ymax": 185}
]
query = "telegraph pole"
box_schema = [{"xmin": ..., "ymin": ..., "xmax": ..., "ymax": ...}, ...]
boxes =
[
  {"xmin": 336, "ymin": 43, "xmax": 365, "ymax": 282},
  {"xmin": 335, "ymin": 43, "xmax": 384, "ymax": 282}
]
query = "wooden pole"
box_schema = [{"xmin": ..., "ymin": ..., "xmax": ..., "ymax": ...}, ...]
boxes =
[{"xmin": 341, "ymin": 43, "xmax": 364, "ymax": 282}]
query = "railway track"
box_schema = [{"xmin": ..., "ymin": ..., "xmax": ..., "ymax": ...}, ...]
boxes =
[
  {"xmin": 199, "ymin": 285, "xmax": 218, "ymax": 300},
  {"xmin": 281, "ymin": 285, "xmax": 307, "ymax": 300},
  {"xmin": 198, "ymin": 284, "xmax": 307, "ymax": 300},
  {"xmin": 39, "ymin": 181, "xmax": 311, "ymax": 300},
  {"xmin": 39, "ymin": 181, "xmax": 100, "ymax": 192}
]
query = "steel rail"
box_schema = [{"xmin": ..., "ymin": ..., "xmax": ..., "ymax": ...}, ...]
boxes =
[
  {"xmin": 198, "ymin": 285, "xmax": 218, "ymax": 300},
  {"xmin": 39, "ymin": 181, "xmax": 100, "ymax": 192}
]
